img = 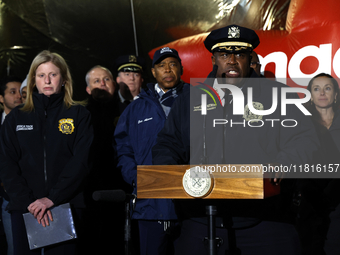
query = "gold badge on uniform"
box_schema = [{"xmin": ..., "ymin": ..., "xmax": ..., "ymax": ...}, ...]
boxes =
[
  {"xmin": 129, "ymin": 55, "xmax": 137, "ymax": 63},
  {"xmin": 243, "ymin": 102, "xmax": 263, "ymax": 123},
  {"xmin": 58, "ymin": 118, "xmax": 75, "ymax": 135}
]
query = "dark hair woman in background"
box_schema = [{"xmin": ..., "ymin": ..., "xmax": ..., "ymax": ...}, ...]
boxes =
[{"xmin": 297, "ymin": 73, "xmax": 340, "ymax": 255}]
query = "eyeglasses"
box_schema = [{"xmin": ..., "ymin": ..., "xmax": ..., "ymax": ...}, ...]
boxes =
[{"xmin": 250, "ymin": 62, "xmax": 261, "ymax": 66}]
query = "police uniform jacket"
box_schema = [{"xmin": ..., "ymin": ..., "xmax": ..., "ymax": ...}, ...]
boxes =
[
  {"xmin": 114, "ymin": 82, "xmax": 189, "ymax": 220},
  {"xmin": 152, "ymin": 71, "xmax": 320, "ymax": 226},
  {"xmin": 0, "ymin": 92, "xmax": 93, "ymax": 211}
]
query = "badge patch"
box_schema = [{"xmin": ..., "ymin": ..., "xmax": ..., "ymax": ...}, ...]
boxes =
[
  {"xmin": 160, "ymin": 47, "xmax": 173, "ymax": 54},
  {"xmin": 243, "ymin": 102, "xmax": 263, "ymax": 122},
  {"xmin": 228, "ymin": 26, "xmax": 240, "ymax": 38},
  {"xmin": 58, "ymin": 118, "xmax": 75, "ymax": 135},
  {"xmin": 138, "ymin": 117, "xmax": 153, "ymax": 124},
  {"xmin": 16, "ymin": 125, "xmax": 33, "ymax": 131},
  {"xmin": 182, "ymin": 167, "xmax": 213, "ymax": 198}
]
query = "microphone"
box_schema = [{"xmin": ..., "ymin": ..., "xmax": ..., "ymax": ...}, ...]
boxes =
[{"xmin": 92, "ymin": 189, "xmax": 136, "ymax": 202}]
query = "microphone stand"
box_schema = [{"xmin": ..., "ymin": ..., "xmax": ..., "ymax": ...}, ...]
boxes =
[
  {"xmin": 92, "ymin": 190, "xmax": 136, "ymax": 255},
  {"xmin": 205, "ymin": 205, "xmax": 223, "ymax": 255},
  {"xmin": 206, "ymin": 205, "xmax": 218, "ymax": 255},
  {"xmin": 125, "ymin": 201, "xmax": 132, "ymax": 255},
  {"xmin": 124, "ymin": 195, "xmax": 136, "ymax": 255}
]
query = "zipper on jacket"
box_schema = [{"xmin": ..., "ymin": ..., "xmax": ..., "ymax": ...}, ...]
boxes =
[{"xmin": 43, "ymin": 110, "xmax": 48, "ymax": 194}]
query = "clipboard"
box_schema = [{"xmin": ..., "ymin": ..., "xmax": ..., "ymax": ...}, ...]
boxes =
[{"xmin": 23, "ymin": 203, "xmax": 77, "ymax": 250}]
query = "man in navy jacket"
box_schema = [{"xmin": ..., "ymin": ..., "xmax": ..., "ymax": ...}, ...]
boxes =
[{"xmin": 114, "ymin": 47, "xmax": 189, "ymax": 255}]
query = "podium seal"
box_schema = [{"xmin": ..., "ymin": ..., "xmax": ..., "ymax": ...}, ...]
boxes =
[{"xmin": 182, "ymin": 167, "xmax": 214, "ymax": 198}]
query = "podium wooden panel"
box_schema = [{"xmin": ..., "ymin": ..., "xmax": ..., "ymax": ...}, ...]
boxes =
[{"xmin": 137, "ymin": 165, "xmax": 280, "ymax": 199}]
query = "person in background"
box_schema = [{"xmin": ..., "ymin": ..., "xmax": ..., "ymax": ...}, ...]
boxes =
[
  {"xmin": 0, "ymin": 76, "xmax": 22, "ymax": 116},
  {"xmin": 115, "ymin": 47, "xmax": 189, "ymax": 255},
  {"xmin": 20, "ymin": 75, "xmax": 28, "ymax": 104},
  {"xmin": 84, "ymin": 65, "xmax": 129, "ymax": 255},
  {"xmin": 0, "ymin": 76, "xmax": 22, "ymax": 255},
  {"xmin": 85, "ymin": 65, "xmax": 115, "ymax": 97},
  {"xmin": 250, "ymin": 51, "xmax": 262, "ymax": 77},
  {"xmin": 115, "ymin": 55, "xmax": 144, "ymax": 113},
  {"xmin": 0, "ymin": 50, "xmax": 93, "ymax": 255},
  {"xmin": 297, "ymin": 73, "xmax": 340, "ymax": 255}
]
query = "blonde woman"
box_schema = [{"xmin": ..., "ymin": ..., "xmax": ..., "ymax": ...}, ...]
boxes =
[{"xmin": 0, "ymin": 50, "xmax": 93, "ymax": 255}]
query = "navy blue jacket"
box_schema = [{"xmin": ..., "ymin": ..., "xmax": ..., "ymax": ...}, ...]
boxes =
[{"xmin": 114, "ymin": 82, "xmax": 189, "ymax": 220}]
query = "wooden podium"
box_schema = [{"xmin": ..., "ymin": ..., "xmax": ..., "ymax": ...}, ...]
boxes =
[{"xmin": 137, "ymin": 164, "xmax": 280, "ymax": 199}]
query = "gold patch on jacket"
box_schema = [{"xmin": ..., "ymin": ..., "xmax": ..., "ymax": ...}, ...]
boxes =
[
  {"xmin": 243, "ymin": 102, "xmax": 263, "ymax": 123},
  {"xmin": 58, "ymin": 118, "xmax": 75, "ymax": 135}
]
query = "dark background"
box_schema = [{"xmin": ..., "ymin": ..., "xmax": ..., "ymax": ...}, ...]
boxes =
[{"xmin": 0, "ymin": 0, "xmax": 290, "ymax": 100}]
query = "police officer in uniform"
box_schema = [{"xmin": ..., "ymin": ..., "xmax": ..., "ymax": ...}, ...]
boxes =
[
  {"xmin": 115, "ymin": 55, "xmax": 144, "ymax": 113},
  {"xmin": 153, "ymin": 25, "xmax": 319, "ymax": 255}
]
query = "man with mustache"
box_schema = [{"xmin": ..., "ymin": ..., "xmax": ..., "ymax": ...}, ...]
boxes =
[
  {"xmin": 115, "ymin": 47, "xmax": 189, "ymax": 255},
  {"xmin": 152, "ymin": 25, "xmax": 319, "ymax": 254}
]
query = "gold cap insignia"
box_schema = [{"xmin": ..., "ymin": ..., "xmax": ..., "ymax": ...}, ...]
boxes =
[
  {"xmin": 228, "ymin": 26, "xmax": 240, "ymax": 39},
  {"xmin": 58, "ymin": 118, "xmax": 75, "ymax": 135},
  {"xmin": 243, "ymin": 102, "xmax": 263, "ymax": 122},
  {"xmin": 129, "ymin": 55, "xmax": 137, "ymax": 63}
]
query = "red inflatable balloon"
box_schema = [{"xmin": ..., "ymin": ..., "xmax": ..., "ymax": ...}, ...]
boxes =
[{"xmin": 149, "ymin": 0, "xmax": 340, "ymax": 88}]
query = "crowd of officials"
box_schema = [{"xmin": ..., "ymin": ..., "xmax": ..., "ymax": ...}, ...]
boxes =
[{"xmin": 0, "ymin": 24, "xmax": 339, "ymax": 255}]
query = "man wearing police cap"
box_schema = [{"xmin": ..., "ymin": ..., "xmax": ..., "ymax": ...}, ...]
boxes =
[
  {"xmin": 152, "ymin": 25, "xmax": 319, "ymax": 254},
  {"xmin": 205, "ymin": 25, "xmax": 259, "ymax": 83},
  {"xmin": 115, "ymin": 55, "xmax": 144, "ymax": 113}
]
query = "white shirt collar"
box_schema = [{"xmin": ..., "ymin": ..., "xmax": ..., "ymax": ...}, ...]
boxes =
[{"xmin": 1, "ymin": 111, "xmax": 7, "ymax": 124}]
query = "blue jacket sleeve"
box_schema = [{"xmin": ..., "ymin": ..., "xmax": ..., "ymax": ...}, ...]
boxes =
[{"xmin": 114, "ymin": 108, "xmax": 137, "ymax": 188}]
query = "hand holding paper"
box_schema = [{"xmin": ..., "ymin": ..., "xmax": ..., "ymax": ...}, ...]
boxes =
[{"xmin": 28, "ymin": 198, "xmax": 54, "ymax": 227}]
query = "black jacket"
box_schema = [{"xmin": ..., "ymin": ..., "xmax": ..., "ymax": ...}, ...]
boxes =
[
  {"xmin": 296, "ymin": 110, "xmax": 340, "ymax": 218},
  {"xmin": 0, "ymin": 110, "xmax": 9, "ymax": 201},
  {"xmin": 0, "ymin": 92, "xmax": 93, "ymax": 211},
  {"xmin": 85, "ymin": 95, "xmax": 131, "ymax": 202},
  {"xmin": 152, "ymin": 71, "xmax": 319, "ymax": 225}
]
